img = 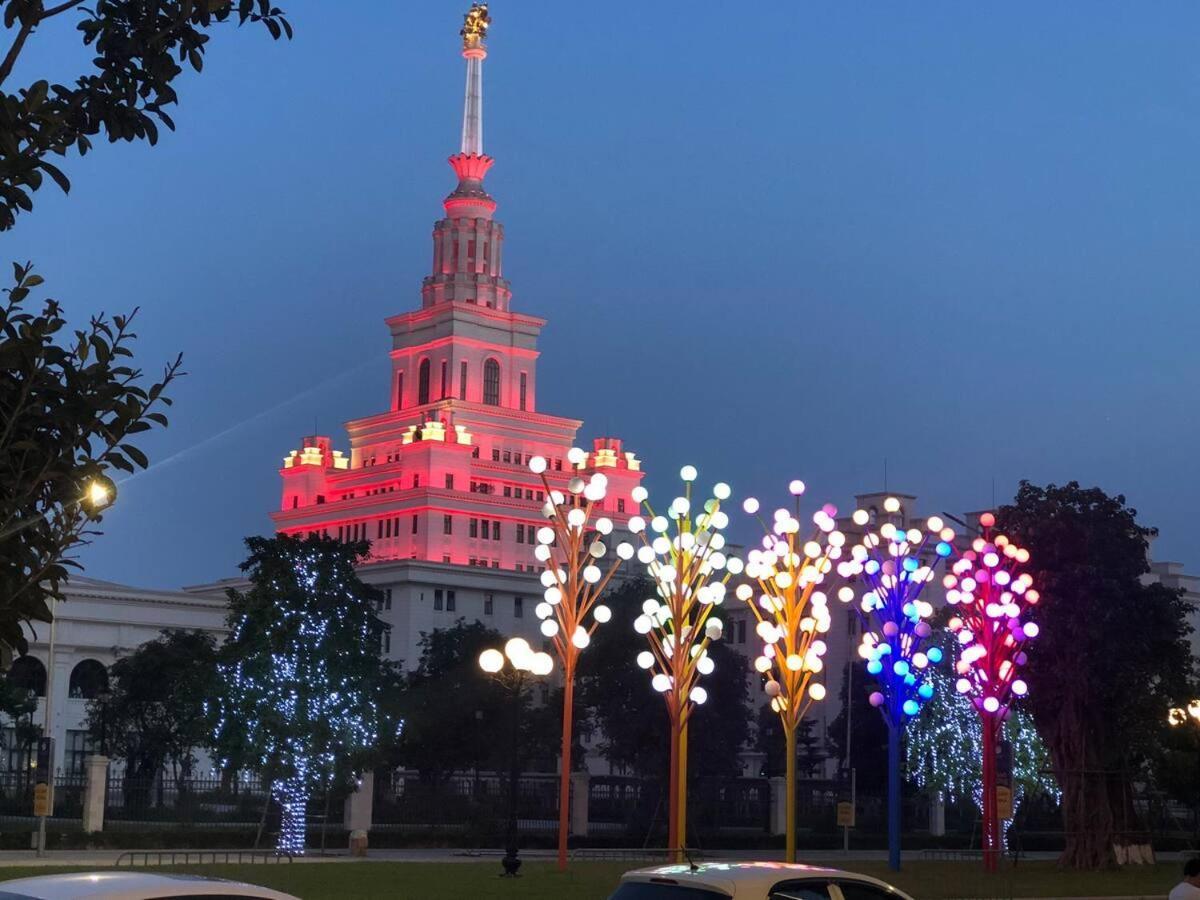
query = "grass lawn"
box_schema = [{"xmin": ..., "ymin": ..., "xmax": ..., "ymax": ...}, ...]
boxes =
[{"xmin": 0, "ymin": 860, "xmax": 1184, "ymax": 899}]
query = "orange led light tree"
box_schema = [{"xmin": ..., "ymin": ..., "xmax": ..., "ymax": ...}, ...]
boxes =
[
  {"xmin": 528, "ymin": 449, "xmax": 635, "ymax": 871},
  {"xmin": 738, "ymin": 480, "xmax": 844, "ymax": 862},
  {"xmin": 629, "ymin": 465, "xmax": 742, "ymax": 857}
]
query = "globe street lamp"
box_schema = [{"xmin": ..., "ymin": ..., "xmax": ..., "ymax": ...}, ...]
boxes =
[{"xmin": 478, "ymin": 639, "xmax": 553, "ymax": 876}]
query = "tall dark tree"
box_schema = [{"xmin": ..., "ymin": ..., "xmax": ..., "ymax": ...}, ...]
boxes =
[
  {"xmin": 85, "ymin": 629, "xmax": 217, "ymax": 796},
  {"xmin": 755, "ymin": 703, "xmax": 828, "ymax": 779},
  {"xmin": 212, "ymin": 535, "xmax": 392, "ymax": 855},
  {"xmin": 394, "ymin": 619, "xmax": 558, "ymax": 786},
  {"xmin": 577, "ymin": 577, "xmax": 752, "ymax": 780},
  {"xmin": 0, "ymin": 265, "xmax": 181, "ymax": 653},
  {"xmin": 996, "ymin": 481, "xmax": 1193, "ymax": 869},
  {"xmin": 828, "ymin": 660, "xmax": 890, "ymax": 794},
  {"xmin": 0, "ymin": 0, "xmax": 291, "ymax": 230}
]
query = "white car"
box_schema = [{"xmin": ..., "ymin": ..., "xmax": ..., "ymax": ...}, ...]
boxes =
[
  {"xmin": 0, "ymin": 872, "xmax": 299, "ymax": 900},
  {"xmin": 610, "ymin": 861, "xmax": 916, "ymax": 900}
]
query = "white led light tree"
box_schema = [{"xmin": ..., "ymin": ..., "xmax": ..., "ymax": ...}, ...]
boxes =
[
  {"xmin": 738, "ymin": 479, "xmax": 843, "ymax": 862},
  {"xmin": 629, "ymin": 465, "xmax": 742, "ymax": 858},
  {"xmin": 527, "ymin": 448, "xmax": 635, "ymax": 871},
  {"xmin": 836, "ymin": 498, "xmax": 956, "ymax": 871}
]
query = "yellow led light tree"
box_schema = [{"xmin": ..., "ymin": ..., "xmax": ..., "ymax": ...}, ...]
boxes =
[
  {"xmin": 528, "ymin": 448, "xmax": 635, "ymax": 871},
  {"xmin": 628, "ymin": 465, "xmax": 742, "ymax": 857},
  {"xmin": 737, "ymin": 479, "xmax": 844, "ymax": 862}
]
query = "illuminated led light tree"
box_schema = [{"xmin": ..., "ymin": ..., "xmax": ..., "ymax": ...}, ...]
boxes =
[
  {"xmin": 528, "ymin": 448, "xmax": 635, "ymax": 871},
  {"xmin": 213, "ymin": 535, "xmax": 386, "ymax": 856},
  {"xmin": 943, "ymin": 511, "xmax": 1039, "ymax": 872},
  {"xmin": 629, "ymin": 466, "xmax": 742, "ymax": 857},
  {"xmin": 737, "ymin": 480, "xmax": 842, "ymax": 862},
  {"xmin": 836, "ymin": 498, "xmax": 956, "ymax": 871}
]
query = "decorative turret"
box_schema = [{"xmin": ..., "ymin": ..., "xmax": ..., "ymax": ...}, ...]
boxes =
[{"xmin": 423, "ymin": 2, "xmax": 511, "ymax": 310}]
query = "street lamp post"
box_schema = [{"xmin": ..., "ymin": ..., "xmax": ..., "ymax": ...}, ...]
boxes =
[
  {"xmin": 36, "ymin": 475, "xmax": 116, "ymax": 858},
  {"xmin": 478, "ymin": 639, "xmax": 553, "ymax": 877}
]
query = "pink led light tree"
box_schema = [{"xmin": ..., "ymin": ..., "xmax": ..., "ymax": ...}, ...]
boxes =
[{"xmin": 943, "ymin": 512, "xmax": 1039, "ymax": 872}]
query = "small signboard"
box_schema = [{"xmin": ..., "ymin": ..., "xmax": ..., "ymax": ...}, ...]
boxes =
[
  {"xmin": 836, "ymin": 801, "xmax": 855, "ymax": 828},
  {"xmin": 32, "ymin": 783, "xmax": 49, "ymax": 817},
  {"xmin": 995, "ymin": 785, "xmax": 1014, "ymax": 820}
]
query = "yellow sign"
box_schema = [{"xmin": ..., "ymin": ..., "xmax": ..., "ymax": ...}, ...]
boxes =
[
  {"xmin": 836, "ymin": 801, "xmax": 856, "ymax": 828},
  {"xmin": 33, "ymin": 783, "xmax": 49, "ymax": 817},
  {"xmin": 996, "ymin": 785, "xmax": 1013, "ymax": 821}
]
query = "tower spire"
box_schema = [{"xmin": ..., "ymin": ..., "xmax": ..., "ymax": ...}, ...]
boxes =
[{"xmin": 459, "ymin": 3, "xmax": 490, "ymax": 156}]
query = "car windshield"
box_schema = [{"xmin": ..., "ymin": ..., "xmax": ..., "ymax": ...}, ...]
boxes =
[{"xmin": 610, "ymin": 881, "xmax": 730, "ymax": 900}]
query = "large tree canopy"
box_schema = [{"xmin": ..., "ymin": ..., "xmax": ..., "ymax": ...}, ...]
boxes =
[
  {"xmin": 394, "ymin": 619, "xmax": 559, "ymax": 786},
  {"xmin": 86, "ymin": 628, "xmax": 218, "ymax": 787},
  {"xmin": 577, "ymin": 577, "xmax": 751, "ymax": 780},
  {"xmin": 996, "ymin": 481, "xmax": 1193, "ymax": 869},
  {"xmin": 0, "ymin": 0, "xmax": 291, "ymax": 230},
  {"xmin": 0, "ymin": 264, "xmax": 181, "ymax": 654}
]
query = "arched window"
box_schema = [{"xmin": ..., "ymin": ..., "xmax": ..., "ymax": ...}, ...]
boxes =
[
  {"xmin": 418, "ymin": 359, "xmax": 431, "ymax": 405},
  {"xmin": 7, "ymin": 656, "xmax": 46, "ymax": 698},
  {"xmin": 68, "ymin": 659, "xmax": 108, "ymax": 700},
  {"xmin": 483, "ymin": 359, "xmax": 501, "ymax": 407}
]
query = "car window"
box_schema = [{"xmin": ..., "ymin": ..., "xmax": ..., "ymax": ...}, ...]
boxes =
[
  {"xmin": 769, "ymin": 880, "xmax": 833, "ymax": 900},
  {"xmin": 835, "ymin": 881, "xmax": 899, "ymax": 900},
  {"xmin": 609, "ymin": 881, "xmax": 730, "ymax": 900}
]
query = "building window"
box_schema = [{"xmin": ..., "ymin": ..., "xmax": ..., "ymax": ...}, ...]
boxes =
[
  {"xmin": 554, "ymin": 459, "xmax": 562, "ymax": 471},
  {"xmin": 446, "ymin": 590, "xmax": 456, "ymax": 612},
  {"xmin": 443, "ymin": 515, "xmax": 453, "ymax": 535},
  {"xmin": 445, "ymin": 473, "xmax": 455, "ymax": 490},
  {"xmin": 469, "ymin": 518, "xmax": 478, "ymax": 538},
  {"xmin": 418, "ymin": 358, "xmax": 431, "ymax": 405},
  {"xmin": 411, "ymin": 515, "xmax": 418, "ymax": 534},
  {"xmin": 443, "ymin": 554, "xmax": 451, "ymax": 563},
  {"xmin": 519, "ymin": 372, "xmax": 527, "ymax": 411},
  {"xmin": 736, "ymin": 619, "xmax": 747, "ymax": 644},
  {"xmin": 440, "ymin": 360, "xmax": 448, "ymax": 399},
  {"xmin": 483, "ymin": 358, "xmax": 501, "ymax": 406},
  {"xmin": 382, "ymin": 629, "xmax": 391, "ymax": 655},
  {"xmin": 377, "ymin": 520, "xmax": 383, "ymax": 539},
  {"xmin": 385, "ymin": 588, "xmax": 392, "ymax": 610},
  {"xmin": 64, "ymin": 729, "xmax": 94, "ymax": 774},
  {"xmin": 395, "ymin": 371, "xmax": 404, "ymax": 409},
  {"xmin": 460, "ymin": 360, "xmax": 468, "ymax": 401},
  {"xmin": 413, "ymin": 474, "xmax": 421, "ymax": 489},
  {"xmin": 492, "ymin": 448, "xmax": 500, "ymax": 462},
  {"xmin": 0, "ymin": 728, "xmax": 31, "ymax": 773},
  {"xmin": 7, "ymin": 656, "xmax": 45, "ymax": 698},
  {"xmin": 503, "ymin": 486, "xmax": 512, "ymax": 497},
  {"xmin": 484, "ymin": 593, "xmax": 494, "ymax": 615},
  {"xmin": 492, "ymin": 520, "xmax": 500, "ymax": 541},
  {"xmin": 68, "ymin": 659, "xmax": 108, "ymax": 700},
  {"xmin": 516, "ymin": 524, "xmax": 525, "ymax": 544},
  {"xmin": 514, "ymin": 597, "xmax": 523, "ymax": 618},
  {"xmin": 434, "ymin": 589, "xmax": 444, "ymax": 611},
  {"xmin": 503, "ymin": 450, "xmax": 512, "ymax": 463},
  {"xmin": 618, "ymin": 499, "xmax": 626, "ymax": 513}
]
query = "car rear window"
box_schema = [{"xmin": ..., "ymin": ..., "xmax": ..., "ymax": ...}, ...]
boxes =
[{"xmin": 609, "ymin": 880, "xmax": 730, "ymax": 900}]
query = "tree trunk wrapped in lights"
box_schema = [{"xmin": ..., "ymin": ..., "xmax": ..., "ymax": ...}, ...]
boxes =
[
  {"xmin": 835, "ymin": 498, "xmax": 956, "ymax": 871},
  {"xmin": 737, "ymin": 479, "xmax": 843, "ymax": 863},
  {"xmin": 527, "ymin": 449, "xmax": 635, "ymax": 871},
  {"xmin": 629, "ymin": 465, "xmax": 742, "ymax": 858},
  {"xmin": 942, "ymin": 512, "xmax": 1039, "ymax": 871}
]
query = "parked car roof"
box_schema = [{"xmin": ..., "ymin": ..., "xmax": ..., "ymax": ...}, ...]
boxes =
[
  {"xmin": 0, "ymin": 872, "xmax": 298, "ymax": 900},
  {"xmin": 616, "ymin": 861, "xmax": 914, "ymax": 899}
]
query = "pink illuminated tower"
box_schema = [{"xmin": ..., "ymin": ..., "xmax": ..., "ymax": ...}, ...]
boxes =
[{"xmin": 268, "ymin": 4, "xmax": 644, "ymax": 670}]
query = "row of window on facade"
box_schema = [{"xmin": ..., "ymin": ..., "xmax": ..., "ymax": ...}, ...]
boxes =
[
  {"xmin": 420, "ymin": 590, "xmax": 525, "ymax": 619},
  {"xmin": 5, "ymin": 657, "xmax": 107, "ymax": 701},
  {"xmin": 398, "ymin": 359, "xmax": 527, "ymax": 410},
  {"xmin": 1, "ymin": 727, "xmax": 94, "ymax": 775}
]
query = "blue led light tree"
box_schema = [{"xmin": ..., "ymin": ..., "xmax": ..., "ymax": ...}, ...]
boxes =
[
  {"xmin": 212, "ymin": 534, "xmax": 391, "ymax": 855},
  {"xmin": 836, "ymin": 498, "xmax": 956, "ymax": 871}
]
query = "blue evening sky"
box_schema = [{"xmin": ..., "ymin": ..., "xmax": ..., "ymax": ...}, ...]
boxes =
[{"xmin": 6, "ymin": 2, "xmax": 1198, "ymax": 587}]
